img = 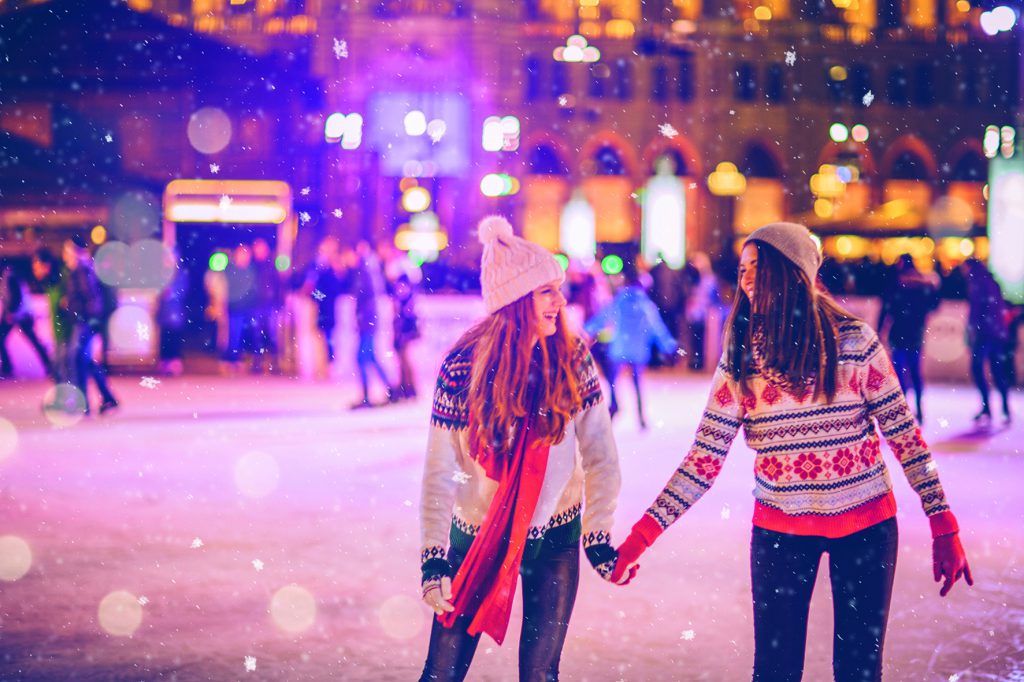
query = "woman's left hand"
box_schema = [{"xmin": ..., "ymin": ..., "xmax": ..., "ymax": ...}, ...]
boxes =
[{"xmin": 932, "ymin": 532, "xmax": 974, "ymax": 597}]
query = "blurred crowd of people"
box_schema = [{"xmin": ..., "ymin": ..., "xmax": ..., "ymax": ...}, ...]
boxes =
[{"xmin": 3, "ymin": 236, "xmax": 1021, "ymax": 425}]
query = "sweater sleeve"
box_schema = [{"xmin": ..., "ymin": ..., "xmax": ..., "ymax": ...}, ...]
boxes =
[
  {"xmin": 643, "ymin": 357, "xmax": 745, "ymax": 533},
  {"xmin": 574, "ymin": 342, "xmax": 622, "ymax": 550},
  {"xmin": 858, "ymin": 324, "xmax": 958, "ymax": 536},
  {"xmin": 419, "ymin": 355, "xmax": 469, "ymax": 566}
]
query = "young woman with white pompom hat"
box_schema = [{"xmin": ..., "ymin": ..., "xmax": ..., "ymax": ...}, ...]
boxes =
[{"xmin": 418, "ymin": 215, "xmax": 631, "ymax": 681}]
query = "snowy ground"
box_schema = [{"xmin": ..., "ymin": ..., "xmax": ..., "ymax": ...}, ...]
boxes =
[{"xmin": 0, "ymin": 368, "xmax": 1022, "ymax": 681}]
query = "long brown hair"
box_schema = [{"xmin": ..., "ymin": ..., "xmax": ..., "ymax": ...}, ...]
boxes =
[
  {"xmin": 450, "ymin": 294, "xmax": 582, "ymax": 452},
  {"xmin": 724, "ymin": 242, "xmax": 856, "ymax": 401}
]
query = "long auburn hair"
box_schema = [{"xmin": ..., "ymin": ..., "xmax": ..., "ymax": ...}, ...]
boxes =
[
  {"xmin": 724, "ymin": 241, "xmax": 856, "ymax": 402},
  {"xmin": 450, "ymin": 294, "xmax": 582, "ymax": 452}
]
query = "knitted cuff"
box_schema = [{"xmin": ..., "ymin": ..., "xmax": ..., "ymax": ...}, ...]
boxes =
[
  {"xmin": 928, "ymin": 510, "xmax": 960, "ymax": 539},
  {"xmin": 584, "ymin": 543, "xmax": 618, "ymax": 581},
  {"xmin": 633, "ymin": 514, "xmax": 665, "ymax": 548}
]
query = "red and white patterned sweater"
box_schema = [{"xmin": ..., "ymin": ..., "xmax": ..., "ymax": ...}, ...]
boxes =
[{"xmin": 643, "ymin": 320, "xmax": 958, "ymax": 539}]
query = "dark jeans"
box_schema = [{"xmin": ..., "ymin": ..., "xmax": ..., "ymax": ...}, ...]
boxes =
[
  {"xmin": 891, "ymin": 346, "xmax": 923, "ymax": 417},
  {"xmin": 751, "ymin": 518, "xmax": 898, "ymax": 682},
  {"xmin": 607, "ymin": 362, "xmax": 645, "ymax": 426},
  {"xmin": 420, "ymin": 542, "xmax": 580, "ymax": 682},
  {"xmin": 72, "ymin": 323, "xmax": 116, "ymax": 411},
  {"xmin": 0, "ymin": 313, "xmax": 52, "ymax": 377},
  {"xmin": 970, "ymin": 340, "xmax": 1012, "ymax": 415},
  {"xmin": 222, "ymin": 311, "xmax": 254, "ymax": 363},
  {"xmin": 356, "ymin": 333, "xmax": 391, "ymax": 400}
]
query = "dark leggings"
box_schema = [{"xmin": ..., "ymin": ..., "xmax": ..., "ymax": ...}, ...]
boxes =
[
  {"xmin": 607, "ymin": 362, "xmax": 645, "ymax": 426},
  {"xmin": 751, "ymin": 518, "xmax": 898, "ymax": 682},
  {"xmin": 891, "ymin": 347, "xmax": 923, "ymax": 417},
  {"xmin": 419, "ymin": 542, "xmax": 580, "ymax": 682},
  {"xmin": 970, "ymin": 340, "xmax": 1011, "ymax": 415}
]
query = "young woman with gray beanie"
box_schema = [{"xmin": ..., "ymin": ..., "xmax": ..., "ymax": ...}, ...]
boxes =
[
  {"xmin": 612, "ymin": 222, "xmax": 972, "ymax": 681},
  {"xmin": 418, "ymin": 215, "xmax": 631, "ymax": 681}
]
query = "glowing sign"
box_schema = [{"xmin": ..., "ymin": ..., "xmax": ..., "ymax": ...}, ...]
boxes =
[
  {"xmin": 988, "ymin": 151, "xmax": 1024, "ymax": 303},
  {"xmin": 642, "ymin": 159, "xmax": 686, "ymax": 269}
]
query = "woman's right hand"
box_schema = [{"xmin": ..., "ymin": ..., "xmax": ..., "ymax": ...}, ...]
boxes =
[{"xmin": 422, "ymin": 575, "xmax": 454, "ymax": 615}]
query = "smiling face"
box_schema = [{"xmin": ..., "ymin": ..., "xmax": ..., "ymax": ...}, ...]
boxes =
[
  {"xmin": 739, "ymin": 242, "xmax": 758, "ymax": 303},
  {"xmin": 532, "ymin": 278, "xmax": 566, "ymax": 337}
]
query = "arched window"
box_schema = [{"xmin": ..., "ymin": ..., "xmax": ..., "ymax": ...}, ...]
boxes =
[
  {"xmin": 890, "ymin": 151, "xmax": 929, "ymax": 180},
  {"xmin": 653, "ymin": 149, "xmax": 689, "ymax": 176},
  {"xmin": 614, "ymin": 59, "xmax": 633, "ymax": 100},
  {"xmin": 741, "ymin": 143, "xmax": 782, "ymax": 178},
  {"xmin": 524, "ymin": 55, "xmax": 543, "ymax": 102},
  {"xmin": 677, "ymin": 52, "xmax": 695, "ymax": 102},
  {"xmin": 551, "ymin": 61, "xmax": 569, "ymax": 100},
  {"xmin": 652, "ymin": 63, "xmax": 669, "ymax": 102},
  {"xmin": 849, "ymin": 63, "xmax": 872, "ymax": 106},
  {"xmin": 913, "ymin": 62, "xmax": 935, "ymax": 106},
  {"xmin": 887, "ymin": 66, "xmax": 909, "ymax": 106},
  {"xmin": 527, "ymin": 144, "xmax": 569, "ymax": 175},
  {"xmin": 765, "ymin": 63, "xmax": 785, "ymax": 102},
  {"xmin": 735, "ymin": 62, "xmax": 757, "ymax": 101},
  {"xmin": 595, "ymin": 145, "xmax": 626, "ymax": 175},
  {"xmin": 950, "ymin": 151, "xmax": 986, "ymax": 182}
]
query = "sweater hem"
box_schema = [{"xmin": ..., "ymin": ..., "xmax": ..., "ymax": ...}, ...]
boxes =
[{"xmin": 752, "ymin": 492, "xmax": 897, "ymax": 539}]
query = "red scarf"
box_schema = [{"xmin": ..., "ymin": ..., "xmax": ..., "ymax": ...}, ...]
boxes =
[{"xmin": 439, "ymin": 402, "xmax": 550, "ymax": 644}]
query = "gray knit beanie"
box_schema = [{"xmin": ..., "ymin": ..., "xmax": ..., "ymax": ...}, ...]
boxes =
[{"xmin": 744, "ymin": 222, "xmax": 822, "ymax": 283}]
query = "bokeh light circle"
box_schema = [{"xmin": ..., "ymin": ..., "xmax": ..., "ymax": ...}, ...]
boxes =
[
  {"xmin": 187, "ymin": 107, "xmax": 233, "ymax": 155},
  {"xmin": 94, "ymin": 241, "xmax": 131, "ymax": 288},
  {"xmin": 0, "ymin": 536, "xmax": 32, "ymax": 581},
  {"xmin": 131, "ymin": 239, "xmax": 177, "ymax": 289},
  {"xmin": 98, "ymin": 590, "xmax": 144, "ymax": 637},
  {"xmin": 926, "ymin": 196, "xmax": 975, "ymax": 238},
  {"xmin": 270, "ymin": 584, "xmax": 316, "ymax": 634},
  {"xmin": 110, "ymin": 191, "xmax": 161, "ymax": 242},
  {"xmin": 108, "ymin": 305, "xmax": 155, "ymax": 356},
  {"xmin": 234, "ymin": 451, "xmax": 280, "ymax": 498},
  {"xmin": 376, "ymin": 594, "xmax": 425, "ymax": 640},
  {"xmin": 0, "ymin": 417, "xmax": 18, "ymax": 461},
  {"xmin": 41, "ymin": 384, "xmax": 88, "ymax": 427}
]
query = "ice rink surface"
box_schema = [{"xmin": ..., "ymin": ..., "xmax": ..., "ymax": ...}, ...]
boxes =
[{"xmin": 0, "ymin": 369, "xmax": 1021, "ymax": 681}]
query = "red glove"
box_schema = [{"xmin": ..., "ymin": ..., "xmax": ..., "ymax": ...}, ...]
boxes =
[
  {"xmin": 933, "ymin": 532, "xmax": 973, "ymax": 597},
  {"xmin": 610, "ymin": 515, "xmax": 663, "ymax": 584}
]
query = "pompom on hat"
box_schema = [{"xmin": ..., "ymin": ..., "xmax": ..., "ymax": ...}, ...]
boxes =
[
  {"xmin": 744, "ymin": 222, "xmax": 822, "ymax": 284},
  {"xmin": 477, "ymin": 215, "xmax": 565, "ymax": 314}
]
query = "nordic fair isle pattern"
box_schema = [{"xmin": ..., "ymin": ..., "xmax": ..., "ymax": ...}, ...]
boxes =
[
  {"xmin": 646, "ymin": 321, "xmax": 955, "ymax": 539},
  {"xmin": 422, "ymin": 338, "xmax": 610, "ymax": 568}
]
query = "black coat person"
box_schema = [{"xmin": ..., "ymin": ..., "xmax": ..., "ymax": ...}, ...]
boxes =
[
  {"xmin": 0, "ymin": 263, "xmax": 53, "ymax": 378},
  {"xmin": 962, "ymin": 258, "xmax": 1012, "ymax": 424}
]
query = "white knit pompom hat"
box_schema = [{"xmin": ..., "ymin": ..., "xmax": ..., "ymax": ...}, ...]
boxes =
[{"xmin": 478, "ymin": 215, "xmax": 565, "ymax": 314}]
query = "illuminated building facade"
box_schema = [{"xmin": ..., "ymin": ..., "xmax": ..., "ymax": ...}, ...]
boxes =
[{"xmin": 2, "ymin": 0, "xmax": 1019, "ymax": 270}]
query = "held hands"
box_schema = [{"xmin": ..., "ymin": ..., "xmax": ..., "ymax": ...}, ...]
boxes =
[
  {"xmin": 610, "ymin": 531, "xmax": 649, "ymax": 584},
  {"xmin": 932, "ymin": 532, "xmax": 973, "ymax": 597},
  {"xmin": 586, "ymin": 543, "xmax": 638, "ymax": 586}
]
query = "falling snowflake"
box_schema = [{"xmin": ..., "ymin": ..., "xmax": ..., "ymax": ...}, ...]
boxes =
[
  {"xmin": 219, "ymin": 195, "xmax": 233, "ymax": 210},
  {"xmin": 312, "ymin": 289, "xmax": 326, "ymax": 301},
  {"xmin": 136, "ymin": 321, "xmax": 150, "ymax": 342},
  {"xmin": 862, "ymin": 90, "xmax": 875, "ymax": 107},
  {"xmin": 403, "ymin": 499, "xmax": 413, "ymax": 507},
  {"xmin": 784, "ymin": 50, "xmax": 796, "ymax": 66},
  {"xmin": 948, "ymin": 675, "xmax": 960, "ymax": 682},
  {"xmin": 104, "ymin": 133, "xmax": 113, "ymax": 143},
  {"xmin": 209, "ymin": 163, "xmax": 220, "ymax": 174},
  {"xmin": 720, "ymin": 505, "xmax": 731, "ymax": 520},
  {"xmin": 429, "ymin": 127, "xmax": 445, "ymax": 144},
  {"xmin": 452, "ymin": 470, "xmax": 471, "ymax": 484},
  {"xmin": 252, "ymin": 559, "xmax": 264, "ymax": 572},
  {"xmin": 137, "ymin": 596, "xmax": 149, "ymax": 606},
  {"xmin": 300, "ymin": 186, "xmax": 311, "ymax": 196},
  {"xmin": 244, "ymin": 656, "xmax": 257, "ymax": 672},
  {"xmin": 681, "ymin": 629, "xmax": 696, "ymax": 640},
  {"xmin": 658, "ymin": 123, "xmax": 679, "ymax": 138},
  {"xmin": 190, "ymin": 537, "xmax": 203, "ymax": 549},
  {"xmin": 938, "ymin": 418, "xmax": 949, "ymax": 428},
  {"xmin": 333, "ymin": 38, "xmax": 348, "ymax": 59},
  {"xmin": 299, "ymin": 211, "xmax": 312, "ymax": 224},
  {"xmin": 558, "ymin": 95, "xmax": 568, "ymax": 106},
  {"xmin": 688, "ymin": 182, "xmax": 697, "ymax": 189},
  {"xmin": 676, "ymin": 348, "xmax": 688, "ymax": 357},
  {"xmin": 140, "ymin": 376, "xmax": 160, "ymax": 390},
  {"xmin": 332, "ymin": 208, "xmax": 343, "ymax": 218}
]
